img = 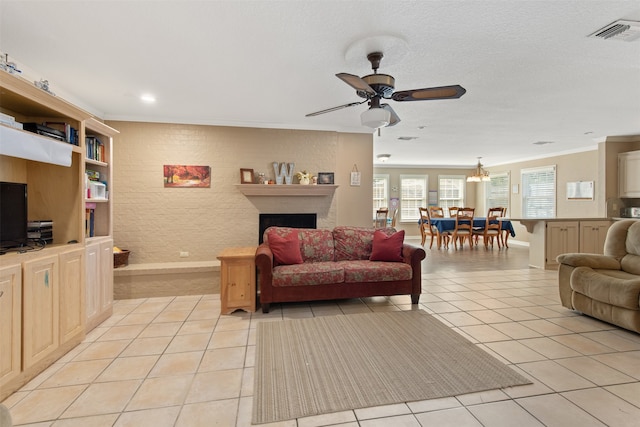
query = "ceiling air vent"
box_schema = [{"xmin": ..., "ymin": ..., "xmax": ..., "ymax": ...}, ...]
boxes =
[{"xmin": 589, "ymin": 20, "xmax": 640, "ymax": 42}]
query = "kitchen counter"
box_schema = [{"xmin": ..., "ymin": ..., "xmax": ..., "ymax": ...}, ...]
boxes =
[{"xmin": 511, "ymin": 218, "xmax": 611, "ymax": 233}]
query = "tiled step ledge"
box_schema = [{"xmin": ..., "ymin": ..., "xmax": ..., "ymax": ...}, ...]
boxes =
[
  {"xmin": 113, "ymin": 261, "xmax": 221, "ymax": 299},
  {"xmin": 113, "ymin": 260, "xmax": 220, "ymax": 277}
]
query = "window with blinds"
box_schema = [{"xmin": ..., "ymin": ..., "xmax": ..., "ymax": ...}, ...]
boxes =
[
  {"xmin": 522, "ymin": 165, "xmax": 556, "ymax": 218},
  {"xmin": 486, "ymin": 172, "xmax": 510, "ymax": 214},
  {"xmin": 400, "ymin": 175, "xmax": 427, "ymax": 221},
  {"xmin": 373, "ymin": 174, "xmax": 389, "ymax": 218},
  {"xmin": 438, "ymin": 176, "xmax": 465, "ymax": 210}
]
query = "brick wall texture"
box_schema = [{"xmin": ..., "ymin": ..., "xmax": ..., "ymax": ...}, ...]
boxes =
[{"xmin": 107, "ymin": 121, "xmax": 372, "ymax": 264}]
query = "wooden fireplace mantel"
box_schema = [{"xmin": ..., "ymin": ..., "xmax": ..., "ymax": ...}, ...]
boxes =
[{"xmin": 235, "ymin": 184, "xmax": 338, "ymax": 196}]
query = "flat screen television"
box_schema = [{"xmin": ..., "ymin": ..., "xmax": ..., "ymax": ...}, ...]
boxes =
[{"xmin": 0, "ymin": 181, "xmax": 28, "ymax": 250}]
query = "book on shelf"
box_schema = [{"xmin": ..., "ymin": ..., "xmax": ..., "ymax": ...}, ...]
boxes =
[
  {"xmin": 85, "ymin": 208, "xmax": 95, "ymax": 237},
  {"xmin": 85, "ymin": 136, "xmax": 105, "ymax": 162}
]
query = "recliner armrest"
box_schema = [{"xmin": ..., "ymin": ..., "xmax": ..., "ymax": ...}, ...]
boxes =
[{"xmin": 556, "ymin": 253, "xmax": 621, "ymax": 270}]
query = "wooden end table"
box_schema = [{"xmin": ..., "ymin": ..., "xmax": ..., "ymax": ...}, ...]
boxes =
[{"xmin": 217, "ymin": 246, "xmax": 257, "ymax": 314}]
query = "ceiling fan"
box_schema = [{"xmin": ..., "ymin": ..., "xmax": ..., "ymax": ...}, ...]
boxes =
[{"xmin": 306, "ymin": 52, "xmax": 466, "ymax": 129}]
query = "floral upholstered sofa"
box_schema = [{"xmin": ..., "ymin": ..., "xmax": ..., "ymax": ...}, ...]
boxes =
[{"xmin": 255, "ymin": 226, "xmax": 426, "ymax": 313}]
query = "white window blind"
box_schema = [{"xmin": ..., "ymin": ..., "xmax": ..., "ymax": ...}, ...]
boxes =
[
  {"xmin": 486, "ymin": 172, "xmax": 510, "ymax": 214},
  {"xmin": 400, "ymin": 175, "xmax": 427, "ymax": 222},
  {"xmin": 522, "ymin": 165, "xmax": 556, "ymax": 218},
  {"xmin": 373, "ymin": 174, "xmax": 389, "ymax": 218},
  {"xmin": 438, "ymin": 176, "xmax": 465, "ymax": 210}
]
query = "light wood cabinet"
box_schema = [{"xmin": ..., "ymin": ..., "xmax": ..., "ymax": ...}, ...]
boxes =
[
  {"xmin": 524, "ymin": 219, "xmax": 612, "ymax": 269},
  {"xmin": 0, "ymin": 264, "xmax": 22, "ymax": 387},
  {"xmin": 59, "ymin": 247, "xmax": 85, "ymax": 344},
  {"xmin": 619, "ymin": 150, "xmax": 640, "ymax": 198},
  {"xmin": 22, "ymin": 254, "xmax": 60, "ymax": 369},
  {"xmin": 545, "ymin": 221, "xmax": 580, "ymax": 269},
  {"xmin": 85, "ymin": 238, "xmax": 114, "ymax": 332},
  {"xmin": 218, "ymin": 247, "xmax": 257, "ymax": 314},
  {"xmin": 579, "ymin": 221, "xmax": 611, "ymax": 254}
]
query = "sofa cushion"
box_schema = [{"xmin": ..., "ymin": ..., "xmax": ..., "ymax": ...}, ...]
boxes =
[
  {"xmin": 333, "ymin": 226, "xmax": 397, "ymax": 261},
  {"xmin": 340, "ymin": 260, "xmax": 412, "ymax": 283},
  {"xmin": 298, "ymin": 228, "xmax": 335, "ymax": 263},
  {"xmin": 268, "ymin": 229, "xmax": 303, "ymax": 266},
  {"xmin": 370, "ymin": 230, "xmax": 405, "ymax": 262},
  {"xmin": 265, "ymin": 227, "xmax": 334, "ymax": 263},
  {"xmin": 570, "ymin": 266, "xmax": 640, "ymax": 310},
  {"xmin": 272, "ymin": 262, "xmax": 345, "ymax": 287}
]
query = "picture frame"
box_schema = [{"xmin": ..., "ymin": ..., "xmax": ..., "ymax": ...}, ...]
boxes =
[
  {"xmin": 317, "ymin": 172, "xmax": 334, "ymax": 185},
  {"xmin": 240, "ymin": 168, "xmax": 254, "ymax": 184}
]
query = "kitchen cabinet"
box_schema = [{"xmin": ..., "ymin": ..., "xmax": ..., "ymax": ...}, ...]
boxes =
[
  {"xmin": 579, "ymin": 221, "xmax": 612, "ymax": 254},
  {"xmin": 619, "ymin": 150, "xmax": 640, "ymax": 198},
  {"xmin": 545, "ymin": 222, "xmax": 580, "ymax": 269},
  {"xmin": 518, "ymin": 219, "xmax": 612, "ymax": 269}
]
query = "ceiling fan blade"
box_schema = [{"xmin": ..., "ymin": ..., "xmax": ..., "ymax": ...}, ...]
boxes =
[
  {"xmin": 381, "ymin": 104, "xmax": 401, "ymax": 126},
  {"xmin": 336, "ymin": 73, "xmax": 376, "ymax": 96},
  {"xmin": 305, "ymin": 100, "xmax": 366, "ymax": 117},
  {"xmin": 391, "ymin": 85, "xmax": 466, "ymax": 102}
]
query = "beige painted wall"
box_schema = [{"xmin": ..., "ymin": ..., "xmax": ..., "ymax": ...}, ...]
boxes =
[{"xmin": 108, "ymin": 121, "xmax": 372, "ymax": 264}]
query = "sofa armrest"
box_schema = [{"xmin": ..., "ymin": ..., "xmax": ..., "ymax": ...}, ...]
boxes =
[
  {"xmin": 556, "ymin": 253, "xmax": 621, "ymax": 270},
  {"xmin": 402, "ymin": 243, "xmax": 426, "ymax": 265}
]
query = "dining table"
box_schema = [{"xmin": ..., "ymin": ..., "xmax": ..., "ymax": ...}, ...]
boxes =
[{"xmin": 425, "ymin": 217, "xmax": 516, "ymax": 248}]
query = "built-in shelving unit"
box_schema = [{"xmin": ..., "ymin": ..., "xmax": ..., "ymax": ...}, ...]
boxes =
[
  {"xmin": 235, "ymin": 184, "xmax": 338, "ymax": 196},
  {"xmin": 0, "ymin": 70, "xmax": 118, "ymax": 400}
]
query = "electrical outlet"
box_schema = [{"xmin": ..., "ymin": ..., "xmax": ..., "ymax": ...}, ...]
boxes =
[{"xmin": 179, "ymin": 251, "xmax": 189, "ymax": 258}]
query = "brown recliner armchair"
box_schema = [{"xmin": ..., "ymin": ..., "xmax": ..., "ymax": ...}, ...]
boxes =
[{"xmin": 557, "ymin": 220, "xmax": 640, "ymax": 333}]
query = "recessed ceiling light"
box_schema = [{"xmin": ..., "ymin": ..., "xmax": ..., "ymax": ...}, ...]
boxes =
[
  {"xmin": 533, "ymin": 141, "xmax": 554, "ymax": 145},
  {"xmin": 140, "ymin": 94, "xmax": 156, "ymax": 103}
]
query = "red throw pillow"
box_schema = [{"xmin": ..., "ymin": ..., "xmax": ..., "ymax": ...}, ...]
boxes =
[
  {"xmin": 369, "ymin": 230, "xmax": 405, "ymax": 262},
  {"xmin": 268, "ymin": 230, "xmax": 303, "ymax": 266}
]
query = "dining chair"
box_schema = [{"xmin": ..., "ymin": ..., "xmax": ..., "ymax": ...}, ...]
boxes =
[
  {"xmin": 495, "ymin": 207, "xmax": 509, "ymax": 247},
  {"xmin": 472, "ymin": 207, "xmax": 503, "ymax": 249},
  {"xmin": 429, "ymin": 206, "xmax": 445, "ymax": 218},
  {"xmin": 419, "ymin": 207, "xmax": 449, "ymax": 249},
  {"xmin": 390, "ymin": 209, "xmax": 398, "ymax": 228},
  {"xmin": 374, "ymin": 208, "xmax": 388, "ymax": 228},
  {"xmin": 448, "ymin": 207, "xmax": 459, "ymax": 217},
  {"xmin": 452, "ymin": 207, "xmax": 475, "ymax": 249}
]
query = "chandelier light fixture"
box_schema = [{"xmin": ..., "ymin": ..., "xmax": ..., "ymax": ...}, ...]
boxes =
[{"xmin": 467, "ymin": 157, "xmax": 491, "ymax": 182}]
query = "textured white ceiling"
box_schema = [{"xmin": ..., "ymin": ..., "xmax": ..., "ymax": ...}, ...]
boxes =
[{"xmin": 2, "ymin": 0, "xmax": 639, "ymax": 168}]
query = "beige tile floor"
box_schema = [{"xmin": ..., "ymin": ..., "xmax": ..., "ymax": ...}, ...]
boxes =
[{"xmin": 3, "ymin": 244, "xmax": 640, "ymax": 426}]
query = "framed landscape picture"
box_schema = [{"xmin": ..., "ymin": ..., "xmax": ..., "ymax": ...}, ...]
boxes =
[
  {"xmin": 317, "ymin": 172, "xmax": 334, "ymax": 185},
  {"xmin": 163, "ymin": 165, "xmax": 211, "ymax": 188}
]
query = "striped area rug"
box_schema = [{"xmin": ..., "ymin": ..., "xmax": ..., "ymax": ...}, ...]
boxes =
[{"xmin": 253, "ymin": 310, "xmax": 530, "ymax": 424}]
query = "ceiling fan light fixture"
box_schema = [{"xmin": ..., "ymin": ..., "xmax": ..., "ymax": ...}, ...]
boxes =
[
  {"xmin": 361, "ymin": 107, "xmax": 391, "ymax": 128},
  {"xmin": 467, "ymin": 157, "xmax": 491, "ymax": 182}
]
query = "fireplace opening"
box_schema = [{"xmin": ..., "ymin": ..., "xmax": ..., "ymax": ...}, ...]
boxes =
[{"xmin": 258, "ymin": 213, "xmax": 317, "ymax": 244}]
